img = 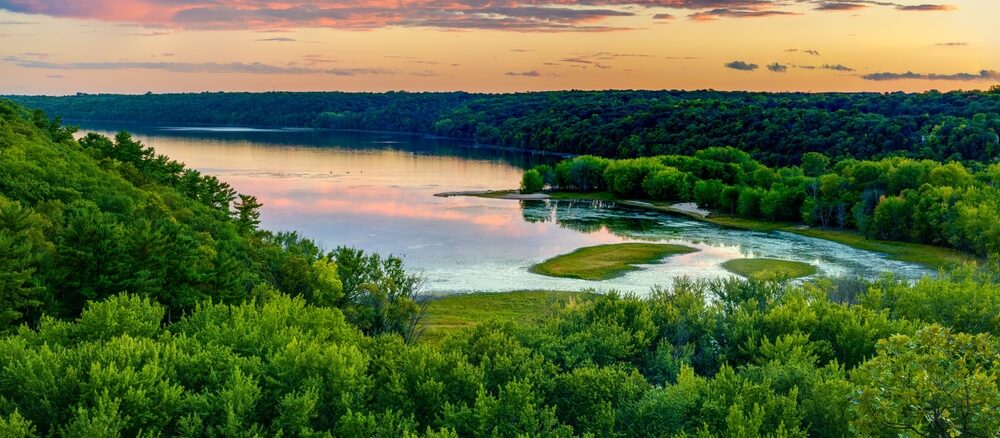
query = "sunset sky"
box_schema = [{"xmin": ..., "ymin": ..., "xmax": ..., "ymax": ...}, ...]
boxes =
[{"xmin": 1, "ymin": 0, "xmax": 998, "ymax": 94}]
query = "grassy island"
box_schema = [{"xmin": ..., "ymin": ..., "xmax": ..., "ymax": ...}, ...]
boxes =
[
  {"xmin": 530, "ymin": 243, "xmax": 698, "ymax": 281},
  {"xmin": 722, "ymin": 258, "xmax": 817, "ymax": 280}
]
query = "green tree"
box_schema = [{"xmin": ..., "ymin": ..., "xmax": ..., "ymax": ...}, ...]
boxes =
[
  {"xmin": 643, "ymin": 167, "xmax": 690, "ymax": 201},
  {"xmin": 232, "ymin": 194, "xmax": 262, "ymax": 235},
  {"xmin": 851, "ymin": 325, "xmax": 1000, "ymax": 437},
  {"xmin": 0, "ymin": 200, "xmax": 48, "ymax": 330},
  {"xmin": 801, "ymin": 152, "xmax": 830, "ymax": 177},
  {"xmin": 693, "ymin": 179, "xmax": 725, "ymax": 209},
  {"xmin": 520, "ymin": 169, "xmax": 544, "ymax": 194}
]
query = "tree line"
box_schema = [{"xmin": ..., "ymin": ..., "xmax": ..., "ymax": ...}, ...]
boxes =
[
  {"xmin": 3, "ymin": 270, "xmax": 999, "ymax": 436},
  {"xmin": 523, "ymin": 147, "xmax": 1000, "ymax": 257},
  {"xmin": 10, "ymin": 89, "xmax": 1000, "ymax": 165},
  {"xmin": 2, "ymin": 100, "xmax": 999, "ymax": 436}
]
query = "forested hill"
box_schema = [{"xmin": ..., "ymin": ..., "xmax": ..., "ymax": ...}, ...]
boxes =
[
  {"xmin": 10, "ymin": 89, "xmax": 1000, "ymax": 166},
  {"xmin": 0, "ymin": 98, "xmax": 423, "ymax": 335}
]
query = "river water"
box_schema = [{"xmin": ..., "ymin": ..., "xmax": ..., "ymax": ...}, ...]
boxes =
[{"xmin": 77, "ymin": 124, "xmax": 931, "ymax": 294}]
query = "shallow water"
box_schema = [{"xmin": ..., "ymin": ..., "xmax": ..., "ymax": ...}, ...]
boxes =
[{"xmin": 77, "ymin": 124, "xmax": 932, "ymax": 294}]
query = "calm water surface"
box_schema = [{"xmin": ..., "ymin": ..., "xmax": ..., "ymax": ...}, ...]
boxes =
[{"xmin": 79, "ymin": 124, "xmax": 931, "ymax": 294}]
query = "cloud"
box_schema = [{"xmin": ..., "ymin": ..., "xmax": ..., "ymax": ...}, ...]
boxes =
[
  {"xmin": 935, "ymin": 42, "xmax": 967, "ymax": 46},
  {"xmin": 3, "ymin": 56, "xmax": 396, "ymax": 76},
  {"xmin": 822, "ymin": 63, "xmax": 854, "ymax": 71},
  {"xmin": 505, "ymin": 70, "xmax": 540, "ymax": 77},
  {"xmin": 130, "ymin": 30, "xmax": 173, "ymax": 36},
  {"xmin": 814, "ymin": 2, "xmax": 868, "ymax": 11},
  {"xmin": 255, "ymin": 37, "xmax": 297, "ymax": 42},
  {"xmin": 796, "ymin": 63, "xmax": 855, "ymax": 71},
  {"xmin": 690, "ymin": 8, "xmax": 799, "ymax": 20},
  {"xmin": 787, "ymin": 49, "xmax": 821, "ymax": 56},
  {"xmin": 303, "ymin": 54, "xmax": 338, "ymax": 64},
  {"xmin": 896, "ymin": 4, "xmax": 955, "ymax": 11},
  {"xmin": 767, "ymin": 62, "xmax": 787, "ymax": 72},
  {"xmin": 0, "ymin": 0, "xmax": 957, "ymax": 32},
  {"xmin": 725, "ymin": 60, "xmax": 758, "ymax": 71},
  {"xmin": 863, "ymin": 69, "xmax": 1000, "ymax": 81}
]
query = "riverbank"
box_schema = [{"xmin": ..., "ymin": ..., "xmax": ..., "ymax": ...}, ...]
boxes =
[{"xmin": 447, "ymin": 189, "xmax": 972, "ymax": 270}]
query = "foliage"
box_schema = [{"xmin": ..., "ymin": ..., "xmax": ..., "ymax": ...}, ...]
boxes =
[
  {"xmin": 851, "ymin": 325, "xmax": 1000, "ymax": 437},
  {"xmin": 0, "ymin": 99, "xmax": 420, "ymax": 337},
  {"xmin": 534, "ymin": 147, "xmax": 1000, "ymax": 258},
  {"xmin": 3, "ymin": 98, "xmax": 1000, "ymax": 437},
  {"xmin": 520, "ymin": 169, "xmax": 544, "ymax": 193},
  {"xmin": 14, "ymin": 90, "xmax": 1000, "ymax": 165}
]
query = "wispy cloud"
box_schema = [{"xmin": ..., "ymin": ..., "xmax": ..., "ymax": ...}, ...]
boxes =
[
  {"xmin": 3, "ymin": 56, "xmax": 396, "ymax": 76},
  {"xmin": 796, "ymin": 63, "xmax": 854, "ymax": 71},
  {"xmin": 255, "ymin": 37, "xmax": 297, "ymax": 42},
  {"xmin": 822, "ymin": 63, "xmax": 854, "ymax": 71},
  {"xmin": 935, "ymin": 41, "xmax": 967, "ymax": 46},
  {"xmin": 896, "ymin": 4, "xmax": 955, "ymax": 11},
  {"xmin": 863, "ymin": 69, "xmax": 1000, "ymax": 81},
  {"xmin": 505, "ymin": 70, "xmax": 541, "ymax": 77},
  {"xmin": 691, "ymin": 8, "xmax": 800, "ymax": 21},
  {"xmin": 814, "ymin": 2, "xmax": 868, "ymax": 11},
  {"xmin": 0, "ymin": 0, "xmax": 957, "ymax": 33},
  {"xmin": 725, "ymin": 60, "xmax": 759, "ymax": 71},
  {"xmin": 787, "ymin": 48, "xmax": 821, "ymax": 56},
  {"xmin": 767, "ymin": 62, "xmax": 788, "ymax": 72}
]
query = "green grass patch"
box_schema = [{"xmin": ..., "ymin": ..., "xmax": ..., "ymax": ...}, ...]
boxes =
[
  {"xmin": 722, "ymin": 258, "xmax": 817, "ymax": 280},
  {"xmin": 419, "ymin": 290, "xmax": 595, "ymax": 344},
  {"xmin": 530, "ymin": 243, "xmax": 699, "ymax": 281},
  {"xmin": 703, "ymin": 214, "xmax": 972, "ymax": 270},
  {"xmin": 790, "ymin": 228, "xmax": 972, "ymax": 270}
]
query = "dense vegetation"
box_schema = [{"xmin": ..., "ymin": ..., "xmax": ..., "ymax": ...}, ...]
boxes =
[
  {"xmin": 11, "ymin": 89, "xmax": 1000, "ymax": 165},
  {"xmin": 3, "ymin": 99, "xmax": 1000, "ymax": 436},
  {"xmin": 524, "ymin": 147, "xmax": 1000, "ymax": 258},
  {"xmin": 0, "ymin": 99, "xmax": 423, "ymax": 337}
]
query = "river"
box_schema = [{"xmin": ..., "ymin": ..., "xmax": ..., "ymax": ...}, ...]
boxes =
[{"xmin": 76, "ymin": 124, "xmax": 931, "ymax": 294}]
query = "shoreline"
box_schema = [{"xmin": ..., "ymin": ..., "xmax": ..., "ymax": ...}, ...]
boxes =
[
  {"xmin": 440, "ymin": 189, "xmax": 972, "ymax": 270},
  {"xmin": 67, "ymin": 119, "xmax": 575, "ymax": 159}
]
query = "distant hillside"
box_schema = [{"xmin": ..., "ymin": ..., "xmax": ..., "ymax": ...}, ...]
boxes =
[{"xmin": 9, "ymin": 90, "xmax": 1000, "ymax": 165}]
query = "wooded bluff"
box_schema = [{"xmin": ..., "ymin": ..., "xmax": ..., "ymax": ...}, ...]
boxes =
[{"xmin": 11, "ymin": 89, "xmax": 1000, "ymax": 165}]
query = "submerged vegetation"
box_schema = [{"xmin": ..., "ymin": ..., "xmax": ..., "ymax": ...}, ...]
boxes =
[
  {"xmin": 530, "ymin": 243, "xmax": 698, "ymax": 281},
  {"xmin": 721, "ymin": 258, "xmax": 817, "ymax": 280},
  {"xmin": 2, "ymin": 98, "xmax": 1000, "ymax": 436}
]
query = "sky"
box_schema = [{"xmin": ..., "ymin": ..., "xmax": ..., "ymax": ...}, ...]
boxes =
[{"xmin": 1, "ymin": 0, "xmax": 998, "ymax": 94}]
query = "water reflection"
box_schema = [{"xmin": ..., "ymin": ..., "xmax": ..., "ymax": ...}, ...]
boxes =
[{"xmin": 75, "ymin": 124, "xmax": 931, "ymax": 294}]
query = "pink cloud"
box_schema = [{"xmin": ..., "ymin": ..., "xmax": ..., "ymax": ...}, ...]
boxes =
[{"xmin": 0, "ymin": 0, "xmax": 956, "ymax": 31}]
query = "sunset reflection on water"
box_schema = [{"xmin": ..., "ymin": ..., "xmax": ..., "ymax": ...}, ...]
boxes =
[{"xmin": 77, "ymin": 125, "xmax": 931, "ymax": 293}]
